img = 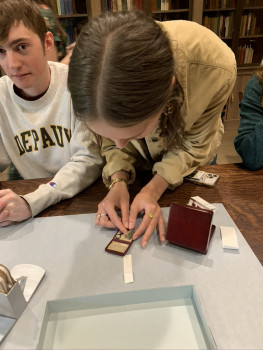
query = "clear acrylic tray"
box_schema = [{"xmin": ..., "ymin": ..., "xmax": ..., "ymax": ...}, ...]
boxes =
[{"xmin": 37, "ymin": 285, "xmax": 216, "ymax": 349}]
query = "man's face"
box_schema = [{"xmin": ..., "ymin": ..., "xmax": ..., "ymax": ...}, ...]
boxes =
[{"xmin": 0, "ymin": 22, "xmax": 52, "ymax": 97}]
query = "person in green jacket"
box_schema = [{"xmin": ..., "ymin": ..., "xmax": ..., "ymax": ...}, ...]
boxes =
[{"xmin": 234, "ymin": 66, "xmax": 263, "ymax": 170}]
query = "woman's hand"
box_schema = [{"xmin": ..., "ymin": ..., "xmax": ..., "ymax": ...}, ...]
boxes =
[
  {"xmin": 128, "ymin": 174, "xmax": 169, "ymax": 248},
  {"xmin": 95, "ymin": 181, "xmax": 129, "ymax": 234}
]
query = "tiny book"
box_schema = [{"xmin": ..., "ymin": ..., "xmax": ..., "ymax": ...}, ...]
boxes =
[
  {"xmin": 166, "ymin": 204, "xmax": 215, "ymax": 254},
  {"xmin": 105, "ymin": 229, "xmax": 134, "ymax": 256}
]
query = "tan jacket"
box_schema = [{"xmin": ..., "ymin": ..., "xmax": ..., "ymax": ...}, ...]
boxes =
[{"xmin": 101, "ymin": 20, "xmax": 237, "ymax": 189}]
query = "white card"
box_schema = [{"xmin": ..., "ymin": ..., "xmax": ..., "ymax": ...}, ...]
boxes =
[
  {"xmin": 11, "ymin": 264, "xmax": 45, "ymax": 302},
  {"xmin": 220, "ymin": 226, "xmax": 239, "ymax": 250},
  {"xmin": 123, "ymin": 255, "xmax": 134, "ymax": 284},
  {"xmin": 188, "ymin": 196, "xmax": 216, "ymax": 212}
]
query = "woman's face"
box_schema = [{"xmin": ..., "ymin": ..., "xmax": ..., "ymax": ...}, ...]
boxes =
[{"xmin": 87, "ymin": 113, "xmax": 161, "ymax": 149}]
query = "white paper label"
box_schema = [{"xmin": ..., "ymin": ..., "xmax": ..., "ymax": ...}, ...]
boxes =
[
  {"xmin": 123, "ymin": 255, "xmax": 134, "ymax": 284},
  {"xmin": 220, "ymin": 226, "xmax": 239, "ymax": 250}
]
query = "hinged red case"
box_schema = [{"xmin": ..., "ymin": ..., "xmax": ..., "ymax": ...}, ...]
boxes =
[{"xmin": 166, "ymin": 204, "xmax": 215, "ymax": 254}]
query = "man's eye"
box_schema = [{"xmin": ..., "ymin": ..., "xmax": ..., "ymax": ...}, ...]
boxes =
[
  {"xmin": 0, "ymin": 48, "xmax": 5, "ymax": 54},
  {"xmin": 17, "ymin": 44, "xmax": 26, "ymax": 51}
]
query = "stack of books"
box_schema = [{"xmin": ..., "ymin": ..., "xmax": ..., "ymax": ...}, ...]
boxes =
[
  {"xmin": 237, "ymin": 44, "xmax": 254, "ymax": 64},
  {"xmin": 104, "ymin": 0, "xmax": 143, "ymax": 11},
  {"xmin": 240, "ymin": 13, "xmax": 257, "ymax": 36},
  {"xmin": 56, "ymin": 0, "xmax": 74, "ymax": 15},
  {"xmin": 56, "ymin": 0, "xmax": 87, "ymax": 15},
  {"xmin": 203, "ymin": 0, "xmax": 236, "ymax": 9},
  {"xmin": 151, "ymin": 0, "xmax": 189, "ymax": 11},
  {"xmin": 203, "ymin": 13, "xmax": 234, "ymax": 37}
]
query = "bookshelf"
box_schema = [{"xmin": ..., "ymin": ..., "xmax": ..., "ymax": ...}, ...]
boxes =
[
  {"xmin": 235, "ymin": 0, "xmax": 263, "ymax": 66},
  {"xmin": 202, "ymin": 0, "xmax": 263, "ymax": 67},
  {"xmin": 99, "ymin": 1, "xmax": 193, "ymax": 20},
  {"xmin": 51, "ymin": 1, "xmax": 194, "ymax": 43},
  {"xmin": 200, "ymin": 0, "xmax": 263, "ymax": 126},
  {"xmin": 51, "ymin": 0, "xmax": 262, "ymax": 68},
  {"xmin": 50, "ymin": 0, "xmax": 262, "ymax": 125},
  {"xmin": 147, "ymin": 1, "xmax": 193, "ymax": 21},
  {"xmin": 50, "ymin": 0, "xmax": 91, "ymax": 44}
]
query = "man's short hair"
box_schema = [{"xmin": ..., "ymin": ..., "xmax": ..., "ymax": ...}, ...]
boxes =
[{"xmin": 0, "ymin": 0, "xmax": 47, "ymax": 46}]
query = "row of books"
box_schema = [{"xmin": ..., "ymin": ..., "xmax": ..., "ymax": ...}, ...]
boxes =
[
  {"xmin": 203, "ymin": 14, "xmax": 234, "ymax": 38},
  {"xmin": 104, "ymin": 0, "xmax": 189, "ymax": 12},
  {"xmin": 104, "ymin": 0, "xmax": 143, "ymax": 11},
  {"xmin": 240, "ymin": 13, "xmax": 257, "ymax": 37},
  {"xmin": 244, "ymin": 0, "xmax": 263, "ymax": 6},
  {"xmin": 204, "ymin": 0, "xmax": 236, "ymax": 9},
  {"xmin": 151, "ymin": 1, "xmax": 189, "ymax": 11},
  {"xmin": 237, "ymin": 45, "xmax": 254, "ymax": 64},
  {"xmin": 57, "ymin": 0, "xmax": 73, "ymax": 15},
  {"xmin": 56, "ymin": 0, "xmax": 86, "ymax": 15}
]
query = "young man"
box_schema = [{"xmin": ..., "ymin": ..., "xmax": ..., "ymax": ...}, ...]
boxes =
[{"xmin": 0, "ymin": 0, "xmax": 103, "ymax": 226}]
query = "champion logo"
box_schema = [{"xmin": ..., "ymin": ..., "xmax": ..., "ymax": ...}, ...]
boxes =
[{"xmin": 49, "ymin": 181, "xmax": 56, "ymax": 187}]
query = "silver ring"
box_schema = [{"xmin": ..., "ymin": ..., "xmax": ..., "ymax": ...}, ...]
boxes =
[{"xmin": 97, "ymin": 213, "xmax": 107, "ymax": 220}]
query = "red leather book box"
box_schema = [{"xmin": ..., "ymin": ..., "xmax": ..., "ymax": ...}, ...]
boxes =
[{"xmin": 166, "ymin": 204, "xmax": 215, "ymax": 254}]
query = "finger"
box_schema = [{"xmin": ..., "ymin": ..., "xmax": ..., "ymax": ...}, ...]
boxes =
[
  {"xmin": 94, "ymin": 213, "xmax": 109, "ymax": 225},
  {"xmin": 0, "ymin": 189, "xmax": 9, "ymax": 197},
  {"xmin": 120, "ymin": 202, "xmax": 130, "ymax": 229},
  {"xmin": 0, "ymin": 220, "xmax": 12, "ymax": 227},
  {"xmin": 157, "ymin": 214, "xmax": 166, "ymax": 243},
  {"xmin": 140, "ymin": 219, "xmax": 159, "ymax": 248},
  {"xmin": 107, "ymin": 212, "xmax": 128, "ymax": 233},
  {"xmin": 95, "ymin": 209, "xmax": 127, "ymax": 233},
  {"xmin": 128, "ymin": 202, "xmax": 143, "ymax": 230},
  {"xmin": 0, "ymin": 201, "xmax": 6, "ymax": 211},
  {"xmin": 0, "ymin": 209, "xmax": 10, "ymax": 223},
  {"xmin": 97, "ymin": 214, "xmax": 116, "ymax": 228},
  {"xmin": 133, "ymin": 214, "xmax": 158, "ymax": 240},
  {"xmin": 101, "ymin": 204, "xmax": 128, "ymax": 234}
]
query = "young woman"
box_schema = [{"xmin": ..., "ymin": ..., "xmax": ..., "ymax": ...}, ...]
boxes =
[{"xmin": 68, "ymin": 11, "xmax": 237, "ymax": 248}]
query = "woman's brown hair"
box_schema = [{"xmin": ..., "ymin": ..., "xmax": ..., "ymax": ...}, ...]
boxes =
[{"xmin": 68, "ymin": 11, "xmax": 185, "ymax": 149}]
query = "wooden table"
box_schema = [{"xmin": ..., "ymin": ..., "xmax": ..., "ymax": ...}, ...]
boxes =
[{"xmin": 1, "ymin": 163, "xmax": 263, "ymax": 265}]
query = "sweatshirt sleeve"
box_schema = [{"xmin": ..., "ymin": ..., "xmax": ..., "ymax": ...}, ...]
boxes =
[
  {"xmin": 234, "ymin": 77, "xmax": 263, "ymax": 171},
  {"xmin": 0, "ymin": 134, "xmax": 11, "ymax": 173},
  {"xmin": 22, "ymin": 120, "xmax": 104, "ymax": 216}
]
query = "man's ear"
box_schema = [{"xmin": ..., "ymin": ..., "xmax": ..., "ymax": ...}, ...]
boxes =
[{"xmin": 44, "ymin": 31, "xmax": 54, "ymax": 53}]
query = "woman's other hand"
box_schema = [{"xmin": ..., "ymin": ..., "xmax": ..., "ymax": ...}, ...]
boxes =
[{"xmin": 128, "ymin": 174, "xmax": 168, "ymax": 248}]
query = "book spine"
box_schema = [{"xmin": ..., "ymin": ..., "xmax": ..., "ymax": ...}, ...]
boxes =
[
  {"xmin": 57, "ymin": 0, "xmax": 61, "ymax": 15},
  {"xmin": 246, "ymin": 12, "xmax": 252, "ymax": 36},
  {"xmin": 151, "ymin": 0, "xmax": 156, "ymax": 11},
  {"xmin": 111, "ymin": 0, "xmax": 118, "ymax": 11},
  {"xmin": 122, "ymin": 0, "xmax": 127, "ymax": 11},
  {"xmin": 127, "ymin": 0, "xmax": 134, "ymax": 10},
  {"xmin": 65, "ymin": 0, "xmax": 70, "ymax": 14},
  {"xmin": 72, "ymin": 0, "xmax": 77, "ymax": 14},
  {"xmin": 225, "ymin": 16, "xmax": 229, "ymax": 37},
  {"xmin": 117, "ymin": 0, "xmax": 122, "ymax": 11},
  {"xmin": 250, "ymin": 15, "xmax": 256, "ymax": 36},
  {"xmin": 134, "ymin": 0, "xmax": 141, "ymax": 10}
]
